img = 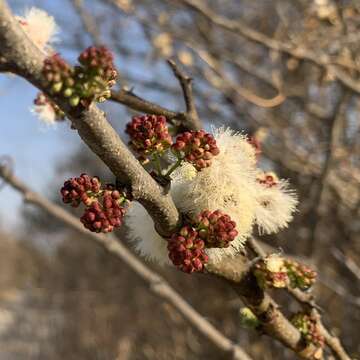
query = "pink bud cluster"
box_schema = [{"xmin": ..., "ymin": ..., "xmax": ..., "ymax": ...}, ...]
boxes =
[
  {"xmin": 80, "ymin": 187, "xmax": 126, "ymax": 233},
  {"xmin": 168, "ymin": 225, "xmax": 209, "ymax": 273},
  {"xmin": 61, "ymin": 173, "xmax": 101, "ymax": 207},
  {"xmin": 285, "ymin": 260, "xmax": 317, "ymax": 291},
  {"xmin": 253, "ymin": 256, "xmax": 317, "ymax": 290},
  {"xmin": 172, "ymin": 130, "xmax": 220, "ymax": 170},
  {"xmin": 257, "ymin": 172, "xmax": 279, "ymax": 188},
  {"xmin": 60, "ymin": 174, "xmax": 129, "ymax": 233},
  {"xmin": 42, "ymin": 46, "xmax": 117, "ymax": 108},
  {"xmin": 76, "ymin": 46, "xmax": 117, "ymax": 104},
  {"xmin": 194, "ymin": 210, "xmax": 238, "ymax": 248},
  {"xmin": 34, "ymin": 92, "xmax": 65, "ymax": 121},
  {"xmin": 168, "ymin": 210, "xmax": 237, "ymax": 273},
  {"xmin": 78, "ymin": 46, "xmax": 117, "ymax": 83},
  {"xmin": 291, "ymin": 313, "xmax": 325, "ymax": 349},
  {"xmin": 253, "ymin": 257, "xmax": 288, "ymax": 289},
  {"xmin": 42, "ymin": 53, "xmax": 77, "ymax": 103},
  {"xmin": 126, "ymin": 115, "xmax": 172, "ymax": 156}
]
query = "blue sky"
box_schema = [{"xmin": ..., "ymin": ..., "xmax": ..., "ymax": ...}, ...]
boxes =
[
  {"xmin": 0, "ymin": 0, "xmax": 80, "ymax": 228},
  {"xmin": 0, "ymin": 0, "xmax": 182, "ymax": 229}
]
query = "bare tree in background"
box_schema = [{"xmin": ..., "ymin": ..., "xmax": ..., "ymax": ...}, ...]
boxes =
[{"xmin": 0, "ymin": 0, "xmax": 359, "ymax": 359}]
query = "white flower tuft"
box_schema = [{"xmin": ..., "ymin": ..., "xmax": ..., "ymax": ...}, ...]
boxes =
[
  {"xmin": 172, "ymin": 128, "xmax": 259, "ymax": 264},
  {"xmin": 125, "ymin": 128, "xmax": 298, "ymax": 267},
  {"xmin": 16, "ymin": 8, "xmax": 59, "ymax": 54},
  {"xmin": 254, "ymin": 176, "xmax": 298, "ymax": 235},
  {"xmin": 31, "ymin": 103, "xmax": 57, "ymax": 125},
  {"xmin": 126, "ymin": 202, "xmax": 170, "ymax": 265}
]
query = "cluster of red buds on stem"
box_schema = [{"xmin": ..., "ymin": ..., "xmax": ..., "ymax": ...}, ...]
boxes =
[
  {"xmin": 168, "ymin": 210, "xmax": 238, "ymax": 273},
  {"xmin": 285, "ymin": 259, "xmax": 317, "ymax": 290},
  {"xmin": 60, "ymin": 174, "xmax": 130, "ymax": 233},
  {"xmin": 172, "ymin": 130, "xmax": 220, "ymax": 170},
  {"xmin": 253, "ymin": 254, "xmax": 317, "ymax": 290},
  {"xmin": 126, "ymin": 115, "xmax": 172, "ymax": 164},
  {"xmin": 76, "ymin": 46, "xmax": 117, "ymax": 106},
  {"xmin": 193, "ymin": 210, "xmax": 238, "ymax": 248},
  {"xmin": 168, "ymin": 225, "xmax": 209, "ymax": 273},
  {"xmin": 41, "ymin": 46, "xmax": 117, "ymax": 108},
  {"xmin": 42, "ymin": 53, "xmax": 78, "ymax": 105},
  {"xmin": 125, "ymin": 115, "xmax": 220, "ymax": 177},
  {"xmin": 253, "ymin": 254, "xmax": 288, "ymax": 288},
  {"xmin": 291, "ymin": 312, "xmax": 325, "ymax": 350}
]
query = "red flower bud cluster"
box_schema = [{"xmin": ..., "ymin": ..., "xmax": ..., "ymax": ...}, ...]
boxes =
[
  {"xmin": 172, "ymin": 130, "xmax": 220, "ymax": 170},
  {"xmin": 61, "ymin": 173, "xmax": 101, "ymax": 207},
  {"xmin": 253, "ymin": 255, "xmax": 317, "ymax": 290},
  {"xmin": 76, "ymin": 46, "xmax": 117, "ymax": 104},
  {"xmin": 253, "ymin": 256, "xmax": 288, "ymax": 289},
  {"xmin": 80, "ymin": 187, "xmax": 126, "ymax": 233},
  {"xmin": 42, "ymin": 53, "xmax": 77, "ymax": 105},
  {"xmin": 34, "ymin": 92, "xmax": 65, "ymax": 121},
  {"xmin": 42, "ymin": 46, "xmax": 117, "ymax": 108},
  {"xmin": 126, "ymin": 115, "xmax": 172, "ymax": 156},
  {"xmin": 168, "ymin": 225, "xmax": 209, "ymax": 273},
  {"xmin": 168, "ymin": 210, "xmax": 238, "ymax": 273},
  {"xmin": 285, "ymin": 260, "xmax": 317, "ymax": 291},
  {"xmin": 194, "ymin": 210, "xmax": 238, "ymax": 248},
  {"xmin": 78, "ymin": 46, "xmax": 117, "ymax": 83},
  {"xmin": 257, "ymin": 172, "xmax": 279, "ymax": 188},
  {"xmin": 60, "ymin": 174, "xmax": 129, "ymax": 233},
  {"xmin": 291, "ymin": 313, "xmax": 325, "ymax": 349}
]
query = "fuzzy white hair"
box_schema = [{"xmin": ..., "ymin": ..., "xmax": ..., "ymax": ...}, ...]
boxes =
[
  {"xmin": 254, "ymin": 179, "xmax": 298, "ymax": 235},
  {"xmin": 125, "ymin": 128, "xmax": 298, "ymax": 267},
  {"xmin": 31, "ymin": 103, "xmax": 57, "ymax": 126},
  {"xmin": 126, "ymin": 202, "xmax": 170, "ymax": 265},
  {"xmin": 172, "ymin": 128, "xmax": 259, "ymax": 264},
  {"xmin": 16, "ymin": 8, "xmax": 59, "ymax": 54}
]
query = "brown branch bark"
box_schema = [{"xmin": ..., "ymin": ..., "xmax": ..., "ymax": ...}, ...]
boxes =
[
  {"xmin": 167, "ymin": 59, "xmax": 202, "ymax": 129},
  {"xmin": 0, "ymin": 164, "xmax": 252, "ymax": 360}
]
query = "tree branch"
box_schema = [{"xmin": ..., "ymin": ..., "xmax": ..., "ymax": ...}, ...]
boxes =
[
  {"xmin": 246, "ymin": 237, "xmax": 352, "ymax": 360},
  {"xmin": 0, "ymin": 0, "xmax": 180, "ymax": 237},
  {"xmin": 167, "ymin": 59, "xmax": 202, "ymax": 129}
]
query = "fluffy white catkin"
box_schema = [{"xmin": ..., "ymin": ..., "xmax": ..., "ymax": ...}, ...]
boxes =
[
  {"xmin": 254, "ymin": 179, "xmax": 298, "ymax": 235},
  {"xmin": 125, "ymin": 128, "xmax": 298, "ymax": 266},
  {"xmin": 16, "ymin": 8, "xmax": 59, "ymax": 54}
]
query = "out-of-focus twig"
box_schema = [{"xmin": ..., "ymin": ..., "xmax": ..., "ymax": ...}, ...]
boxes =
[
  {"xmin": 331, "ymin": 248, "xmax": 360, "ymax": 282},
  {"xmin": 187, "ymin": 44, "xmax": 285, "ymax": 108},
  {"xmin": 70, "ymin": 0, "xmax": 102, "ymax": 45},
  {"xmin": 179, "ymin": 0, "xmax": 360, "ymax": 95},
  {"xmin": 167, "ymin": 59, "xmax": 202, "ymax": 130}
]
